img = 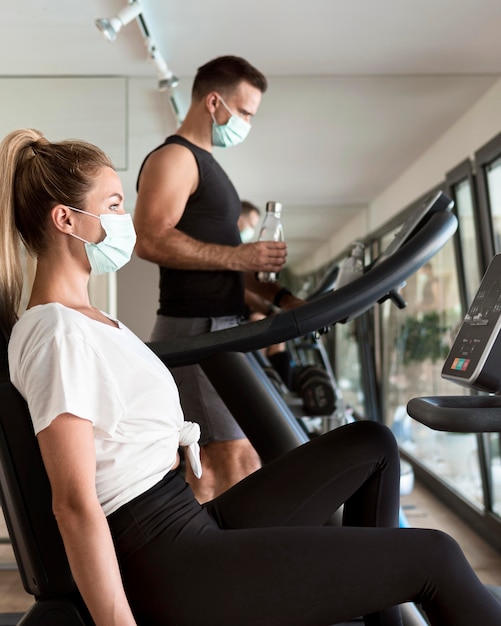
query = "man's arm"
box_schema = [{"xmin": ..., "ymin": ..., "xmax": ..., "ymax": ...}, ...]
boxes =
[
  {"xmin": 244, "ymin": 273, "xmax": 304, "ymax": 311},
  {"xmin": 134, "ymin": 144, "xmax": 287, "ymax": 273}
]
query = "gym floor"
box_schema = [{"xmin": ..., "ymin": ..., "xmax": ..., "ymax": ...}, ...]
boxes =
[{"xmin": 0, "ymin": 480, "xmax": 500, "ymax": 614}]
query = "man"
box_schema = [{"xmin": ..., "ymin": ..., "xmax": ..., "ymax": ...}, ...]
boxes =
[
  {"xmin": 238, "ymin": 200, "xmax": 261, "ymax": 243},
  {"xmin": 238, "ymin": 200, "xmax": 275, "ymax": 317},
  {"xmin": 134, "ymin": 56, "xmax": 302, "ymax": 502}
]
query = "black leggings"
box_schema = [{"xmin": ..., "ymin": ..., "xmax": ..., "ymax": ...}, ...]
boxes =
[{"xmin": 108, "ymin": 421, "xmax": 501, "ymax": 626}]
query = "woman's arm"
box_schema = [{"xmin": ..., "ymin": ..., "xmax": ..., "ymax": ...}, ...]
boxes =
[{"xmin": 37, "ymin": 413, "xmax": 137, "ymax": 626}]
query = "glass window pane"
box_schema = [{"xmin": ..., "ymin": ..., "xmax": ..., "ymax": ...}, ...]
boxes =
[
  {"xmin": 454, "ymin": 178, "xmax": 482, "ymax": 305},
  {"xmin": 487, "ymin": 156, "xmax": 501, "ymax": 252},
  {"xmin": 380, "ymin": 238, "xmax": 485, "ymax": 509},
  {"xmin": 335, "ymin": 320, "xmax": 364, "ymax": 417},
  {"xmin": 489, "ymin": 433, "xmax": 501, "ymax": 518}
]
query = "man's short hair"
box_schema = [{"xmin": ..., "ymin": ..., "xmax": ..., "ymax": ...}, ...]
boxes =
[
  {"xmin": 241, "ymin": 200, "xmax": 261, "ymax": 217},
  {"xmin": 192, "ymin": 55, "xmax": 268, "ymax": 100}
]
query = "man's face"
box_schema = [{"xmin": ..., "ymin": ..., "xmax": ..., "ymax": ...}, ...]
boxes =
[
  {"xmin": 238, "ymin": 210, "xmax": 260, "ymax": 233},
  {"xmin": 213, "ymin": 81, "xmax": 262, "ymax": 126}
]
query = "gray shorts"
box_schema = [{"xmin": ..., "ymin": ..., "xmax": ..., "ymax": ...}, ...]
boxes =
[{"xmin": 151, "ymin": 315, "xmax": 245, "ymax": 446}]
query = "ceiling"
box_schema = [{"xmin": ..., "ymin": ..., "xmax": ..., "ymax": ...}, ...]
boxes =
[{"xmin": 1, "ymin": 0, "xmax": 501, "ymax": 269}]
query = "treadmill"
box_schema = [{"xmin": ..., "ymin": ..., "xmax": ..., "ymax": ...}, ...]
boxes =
[{"xmin": 150, "ymin": 192, "xmax": 455, "ymax": 459}]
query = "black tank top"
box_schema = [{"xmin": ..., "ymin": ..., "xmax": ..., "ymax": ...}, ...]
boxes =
[{"xmin": 137, "ymin": 135, "xmax": 245, "ymax": 317}]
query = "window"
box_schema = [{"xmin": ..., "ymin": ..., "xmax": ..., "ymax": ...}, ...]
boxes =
[
  {"xmin": 334, "ymin": 321, "xmax": 365, "ymax": 417},
  {"xmin": 379, "ymin": 195, "xmax": 483, "ymax": 508},
  {"xmin": 474, "ymin": 135, "xmax": 501, "ymax": 521},
  {"xmin": 486, "ymin": 156, "xmax": 501, "ymax": 252},
  {"xmin": 446, "ymin": 160, "xmax": 483, "ymax": 308}
]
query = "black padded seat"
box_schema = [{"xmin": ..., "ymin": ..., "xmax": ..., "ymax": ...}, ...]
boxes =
[{"xmin": 0, "ymin": 369, "xmax": 92, "ymax": 624}]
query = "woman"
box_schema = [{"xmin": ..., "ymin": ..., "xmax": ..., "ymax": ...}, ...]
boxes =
[{"xmin": 1, "ymin": 128, "xmax": 500, "ymax": 626}]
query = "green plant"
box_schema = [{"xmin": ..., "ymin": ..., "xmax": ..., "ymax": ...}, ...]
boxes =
[{"xmin": 399, "ymin": 312, "xmax": 450, "ymax": 364}]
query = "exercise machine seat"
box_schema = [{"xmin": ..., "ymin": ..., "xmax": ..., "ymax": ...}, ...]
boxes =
[{"xmin": 0, "ymin": 331, "xmax": 92, "ymax": 624}]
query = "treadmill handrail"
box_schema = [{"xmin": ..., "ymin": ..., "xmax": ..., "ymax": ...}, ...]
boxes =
[{"xmin": 150, "ymin": 210, "xmax": 457, "ymax": 368}]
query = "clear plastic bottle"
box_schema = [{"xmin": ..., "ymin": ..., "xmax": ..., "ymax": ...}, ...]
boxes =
[
  {"xmin": 335, "ymin": 241, "xmax": 364, "ymax": 289},
  {"xmin": 256, "ymin": 201, "xmax": 284, "ymax": 283}
]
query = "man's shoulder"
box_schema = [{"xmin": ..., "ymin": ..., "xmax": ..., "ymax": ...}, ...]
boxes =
[{"xmin": 143, "ymin": 138, "xmax": 199, "ymax": 171}]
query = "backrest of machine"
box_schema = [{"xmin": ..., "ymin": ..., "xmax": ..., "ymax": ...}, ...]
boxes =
[{"xmin": 0, "ymin": 331, "xmax": 76, "ymax": 598}]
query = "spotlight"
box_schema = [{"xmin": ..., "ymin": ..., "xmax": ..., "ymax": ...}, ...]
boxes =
[
  {"xmin": 95, "ymin": 1, "xmax": 142, "ymax": 43},
  {"xmin": 148, "ymin": 43, "xmax": 179, "ymax": 92},
  {"xmin": 158, "ymin": 72, "xmax": 180, "ymax": 92}
]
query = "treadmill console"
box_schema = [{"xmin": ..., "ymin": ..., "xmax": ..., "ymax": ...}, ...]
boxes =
[
  {"xmin": 442, "ymin": 254, "xmax": 501, "ymax": 393},
  {"xmin": 374, "ymin": 191, "xmax": 453, "ymax": 267}
]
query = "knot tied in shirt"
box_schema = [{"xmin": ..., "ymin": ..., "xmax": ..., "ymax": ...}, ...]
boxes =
[{"xmin": 179, "ymin": 421, "xmax": 202, "ymax": 479}]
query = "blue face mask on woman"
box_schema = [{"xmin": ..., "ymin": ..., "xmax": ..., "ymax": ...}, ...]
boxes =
[
  {"xmin": 67, "ymin": 206, "xmax": 137, "ymax": 275},
  {"xmin": 211, "ymin": 97, "xmax": 251, "ymax": 148}
]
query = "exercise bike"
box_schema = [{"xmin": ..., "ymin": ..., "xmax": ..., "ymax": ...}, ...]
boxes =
[{"xmin": 0, "ymin": 191, "xmax": 457, "ymax": 625}]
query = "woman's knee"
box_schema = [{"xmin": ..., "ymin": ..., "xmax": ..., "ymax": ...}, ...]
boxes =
[
  {"xmin": 344, "ymin": 420, "xmax": 399, "ymax": 460},
  {"xmin": 429, "ymin": 529, "xmax": 463, "ymax": 563},
  {"xmin": 415, "ymin": 528, "xmax": 465, "ymax": 576}
]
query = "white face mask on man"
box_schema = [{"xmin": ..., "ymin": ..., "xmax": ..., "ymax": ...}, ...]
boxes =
[
  {"xmin": 211, "ymin": 97, "xmax": 251, "ymax": 148},
  {"xmin": 240, "ymin": 226, "xmax": 255, "ymax": 243},
  {"xmin": 67, "ymin": 206, "xmax": 137, "ymax": 275}
]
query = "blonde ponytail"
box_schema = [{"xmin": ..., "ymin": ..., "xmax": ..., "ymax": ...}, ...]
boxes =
[
  {"xmin": 0, "ymin": 129, "xmax": 43, "ymax": 338},
  {"xmin": 0, "ymin": 128, "xmax": 114, "ymax": 338}
]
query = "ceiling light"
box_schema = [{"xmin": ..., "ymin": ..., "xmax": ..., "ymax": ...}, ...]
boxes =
[
  {"xmin": 148, "ymin": 43, "xmax": 179, "ymax": 91},
  {"xmin": 158, "ymin": 72, "xmax": 180, "ymax": 92},
  {"xmin": 95, "ymin": 1, "xmax": 142, "ymax": 43}
]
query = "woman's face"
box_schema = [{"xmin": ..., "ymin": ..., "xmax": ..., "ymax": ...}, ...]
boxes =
[
  {"xmin": 71, "ymin": 167, "xmax": 125, "ymax": 244},
  {"xmin": 84, "ymin": 166, "xmax": 125, "ymax": 217}
]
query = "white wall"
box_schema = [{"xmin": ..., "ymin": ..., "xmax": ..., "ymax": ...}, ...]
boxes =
[
  {"xmin": 0, "ymin": 77, "xmax": 128, "ymax": 169},
  {"xmin": 115, "ymin": 78, "xmax": 179, "ymax": 339},
  {"xmin": 295, "ymin": 77, "xmax": 501, "ymax": 275}
]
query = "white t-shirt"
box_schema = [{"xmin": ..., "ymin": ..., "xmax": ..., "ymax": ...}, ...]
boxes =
[{"xmin": 8, "ymin": 303, "xmax": 201, "ymax": 516}]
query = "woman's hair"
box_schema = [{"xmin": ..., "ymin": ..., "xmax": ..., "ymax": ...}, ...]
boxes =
[
  {"xmin": 0, "ymin": 128, "xmax": 114, "ymax": 338},
  {"xmin": 192, "ymin": 55, "xmax": 268, "ymax": 100}
]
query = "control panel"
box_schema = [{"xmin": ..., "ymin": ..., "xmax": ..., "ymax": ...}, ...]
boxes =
[{"xmin": 442, "ymin": 254, "xmax": 501, "ymax": 392}]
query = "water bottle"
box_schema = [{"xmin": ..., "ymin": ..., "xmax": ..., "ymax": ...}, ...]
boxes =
[
  {"xmin": 335, "ymin": 241, "xmax": 364, "ymax": 289},
  {"xmin": 256, "ymin": 201, "xmax": 284, "ymax": 283}
]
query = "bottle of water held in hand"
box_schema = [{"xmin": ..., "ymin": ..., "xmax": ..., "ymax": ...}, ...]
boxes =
[
  {"xmin": 335, "ymin": 241, "xmax": 364, "ymax": 289},
  {"xmin": 256, "ymin": 201, "xmax": 284, "ymax": 283}
]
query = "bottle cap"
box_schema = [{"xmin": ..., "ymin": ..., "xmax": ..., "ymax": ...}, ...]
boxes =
[{"xmin": 266, "ymin": 201, "xmax": 282, "ymax": 215}]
